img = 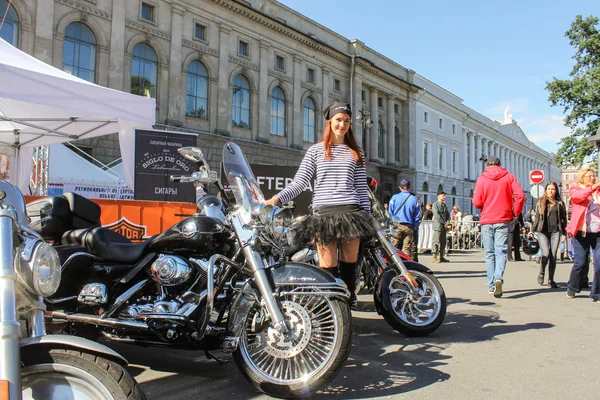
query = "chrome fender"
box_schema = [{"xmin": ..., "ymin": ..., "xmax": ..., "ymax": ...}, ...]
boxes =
[
  {"xmin": 373, "ymin": 261, "xmax": 433, "ymax": 315},
  {"xmin": 228, "ymin": 262, "xmax": 342, "ymax": 338},
  {"xmin": 20, "ymin": 334, "xmax": 128, "ymax": 365}
]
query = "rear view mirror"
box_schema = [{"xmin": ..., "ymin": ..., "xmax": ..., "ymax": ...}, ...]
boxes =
[{"xmin": 178, "ymin": 147, "xmax": 205, "ymax": 163}]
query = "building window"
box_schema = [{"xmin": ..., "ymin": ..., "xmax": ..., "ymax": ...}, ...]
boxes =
[
  {"xmin": 378, "ymin": 97, "xmax": 383, "ymax": 108},
  {"xmin": 361, "ymin": 90, "xmax": 366, "ymax": 101},
  {"xmin": 270, "ymin": 86, "xmax": 286, "ymax": 136},
  {"xmin": 424, "ymin": 111, "xmax": 429, "ymax": 124},
  {"xmin": 378, "ymin": 122, "xmax": 385, "ymax": 158},
  {"xmin": 439, "ymin": 118, "xmax": 444, "ymax": 130},
  {"xmin": 0, "ymin": 0, "xmax": 18, "ymax": 46},
  {"xmin": 131, "ymin": 42, "xmax": 158, "ymax": 98},
  {"xmin": 238, "ymin": 40, "xmax": 249, "ymax": 57},
  {"xmin": 394, "ymin": 127, "xmax": 401, "ymax": 162},
  {"xmin": 194, "ymin": 23, "xmax": 206, "ymax": 41},
  {"xmin": 424, "ymin": 142, "xmax": 429, "ymax": 167},
  {"xmin": 306, "ymin": 67, "xmax": 315, "ymax": 83},
  {"xmin": 394, "ymin": 104, "xmax": 399, "ymax": 114},
  {"xmin": 140, "ymin": 2, "xmax": 155, "ymax": 22},
  {"xmin": 186, "ymin": 60, "xmax": 208, "ymax": 119},
  {"xmin": 232, "ymin": 74, "xmax": 250, "ymax": 128},
  {"xmin": 334, "ymin": 79, "xmax": 340, "ymax": 92},
  {"xmin": 438, "ymin": 146, "xmax": 444, "ymax": 169},
  {"xmin": 303, "ymin": 97, "xmax": 316, "ymax": 142},
  {"xmin": 452, "ymin": 151, "xmax": 457, "ymax": 173},
  {"xmin": 452, "ymin": 123, "xmax": 457, "ymax": 135},
  {"xmin": 275, "ymin": 55, "xmax": 285, "ymax": 71},
  {"xmin": 62, "ymin": 22, "xmax": 96, "ymax": 83}
]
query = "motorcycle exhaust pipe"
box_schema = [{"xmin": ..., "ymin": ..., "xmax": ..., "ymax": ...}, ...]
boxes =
[{"xmin": 49, "ymin": 311, "xmax": 150, "ymax": 331}]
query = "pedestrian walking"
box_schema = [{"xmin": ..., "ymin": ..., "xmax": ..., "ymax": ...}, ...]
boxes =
[
  {"xmin": 432, "ymin": 190, "xmax": 450, "ymax": 263},
  {"xmin": 472, "ymin": 155, "xmax": 525, "ymax": 298},
  {"xmin": 507, "ymin": 214, "xmax": 525, "ymax": 261},
  {"xmin": 265, "ymin": 100, "xmax": 377, "ymax": 310},
  {"xmin": 388, "ymin": 179, "xmax": 421, "ymax": 260},
  {"xmin": 529, "ymin": 182, "xmax": 567, "ymax": 288},
  {"xmin": 565, "ymin": 167, "xmax": 600, "ymax": 302}
]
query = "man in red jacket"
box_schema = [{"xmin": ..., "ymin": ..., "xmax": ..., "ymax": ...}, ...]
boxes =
[{"xmin": 472, "ymin": 156, "xmax": 525, "ymax": 298}]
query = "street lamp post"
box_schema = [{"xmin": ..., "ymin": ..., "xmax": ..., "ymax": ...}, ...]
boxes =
[
  {"xmin": 355, "ymin": 109, "xmax": 373, "ymax": 156},
  {"xmin": 479, "ymin": 154, "xmax": 487, "ymax": 173}
]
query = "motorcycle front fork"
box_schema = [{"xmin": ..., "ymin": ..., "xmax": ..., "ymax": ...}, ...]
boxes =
[{"xmin": 374, "ymin": 229, "xmax": 420, "ymax": 292}]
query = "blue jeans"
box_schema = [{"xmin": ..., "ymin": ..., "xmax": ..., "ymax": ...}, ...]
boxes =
[
  {"xmin": 481, "ymin": 222, "xmax": 510, "ymax": 290},
  {"xmin": 568, "ymin": 232, "xmax": 600, "ymax": 300}
]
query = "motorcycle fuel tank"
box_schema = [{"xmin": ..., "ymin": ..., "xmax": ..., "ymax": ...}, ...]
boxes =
[{"xmin": 149, "ymin": 215, "xmax": 234, "ymax": 257}]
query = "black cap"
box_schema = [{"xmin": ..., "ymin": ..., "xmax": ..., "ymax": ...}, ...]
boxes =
[
  {"xmin": 399, "ymin": 179, "xmax": 411, "ymax": 188},
  {"xmin": 437, "ymin": 190, "xmax": 446, "ymax": 195},
  {"xmin": 487, "ymin": 155, "xmax": 501, "ymax": 166},
  {"xmin": 323, "ymin": 101, "xmax": 352, "ymax": 120}
]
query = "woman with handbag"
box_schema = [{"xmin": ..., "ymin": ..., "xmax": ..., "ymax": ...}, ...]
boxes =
[
  {"xmin": 565, "ymin": 167, "xmax": 600, "ymax": 301},
  {"xmin": 529, "ymin": 181, "xmax": 567, "ymax": 288}
]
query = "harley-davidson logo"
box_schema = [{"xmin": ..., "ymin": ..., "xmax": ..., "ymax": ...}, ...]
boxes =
[{"xmin": 104, "ymin": 218, "xmax": 147, "ymax": 242}]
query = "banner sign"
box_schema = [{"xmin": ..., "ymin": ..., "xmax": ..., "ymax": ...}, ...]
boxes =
[
  {"xmin": 48, "ymin": 182, "xmax": 134, "ymax": 200},
  {"xmin": 251, "ymin": 165, "xmax": 312, "ymax": 216},
  {"xmin": 134, "ymin": 129, "xmax": 196, "ymax": 202}
]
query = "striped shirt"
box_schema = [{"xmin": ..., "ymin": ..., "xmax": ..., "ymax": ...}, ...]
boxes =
[{"xmin": 277, "ymin": 143, "xmax": 370, "ymax": 212}]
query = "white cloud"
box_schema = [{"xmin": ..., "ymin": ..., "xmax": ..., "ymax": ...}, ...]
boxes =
[{"xmin": 519, "ymin": 115, "xmax": 571, "ymax": 152}]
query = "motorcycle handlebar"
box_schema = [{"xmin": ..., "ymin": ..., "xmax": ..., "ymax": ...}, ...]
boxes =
[{"xmin": 170, "ymin": 175, "xmax": 183, "ymax": 182}]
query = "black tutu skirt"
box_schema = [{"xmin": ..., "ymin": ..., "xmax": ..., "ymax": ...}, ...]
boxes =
[{"xmin": 292, "ymin": 204, "xmax": 379, "ymax": 246}]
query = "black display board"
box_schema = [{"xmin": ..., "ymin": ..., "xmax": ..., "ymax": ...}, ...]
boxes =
[
  {"xmin": 251, "ymin": 164, "xmax": 312, "ymax": 216},
  {"xmin": 134, "ymin": 129, "xmax": 196, "ymax": 202}
]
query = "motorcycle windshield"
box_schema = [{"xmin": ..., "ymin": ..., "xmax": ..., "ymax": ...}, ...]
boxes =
[
  {"xmin": 368, "ymin": 188, "xmax": 387, "ymax": 225},
  {"xmin": 222, "ymin": 142, "xmax": 265, "ymax": 220}
]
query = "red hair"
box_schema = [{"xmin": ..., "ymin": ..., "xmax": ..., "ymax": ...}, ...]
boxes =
[{"xmin": 322, "ymin": 122, "xmax": 364, "ymax": 166}]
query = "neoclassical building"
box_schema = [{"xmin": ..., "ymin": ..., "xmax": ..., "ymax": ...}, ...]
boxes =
[{"xmin": 1, "ymin": 0, "xmax": 560, "ymax": 209}]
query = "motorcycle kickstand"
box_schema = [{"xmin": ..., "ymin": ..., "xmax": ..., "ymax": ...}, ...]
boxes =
[{"xmin": 205, "ymin": 350, "xmax": 228, "ymax": 364}]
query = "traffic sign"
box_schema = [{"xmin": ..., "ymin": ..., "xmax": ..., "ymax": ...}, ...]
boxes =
[
  {"xmin": 530, "ymin": 184, "xmax": 544, "ymax": 199},
  {"xmin": 530, "ymin": 169, "xmax": 544, "ymax": 184}
]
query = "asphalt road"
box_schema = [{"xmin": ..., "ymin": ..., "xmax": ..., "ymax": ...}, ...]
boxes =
[{"xmin": 107, "ymin": 250, "xmax": 600, "ymax": 400}]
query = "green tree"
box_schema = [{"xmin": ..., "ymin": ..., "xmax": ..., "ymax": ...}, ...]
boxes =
[{"xmin": 546, "ymin": 15, "xmax": 600, "ymax": 168}]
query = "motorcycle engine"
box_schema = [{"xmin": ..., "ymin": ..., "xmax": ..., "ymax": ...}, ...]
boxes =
[{"xmin": 150, "ymin": 255, "xmax": 194, "ymax": 286}]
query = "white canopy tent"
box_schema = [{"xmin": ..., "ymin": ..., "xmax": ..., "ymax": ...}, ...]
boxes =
[
  {"xmin": 48, "ymin": 143, "xmax": 120, "ymax": 184},
  {"xmin": 0, "ymin": 37, "xmax": 155, "ymax": 192}
]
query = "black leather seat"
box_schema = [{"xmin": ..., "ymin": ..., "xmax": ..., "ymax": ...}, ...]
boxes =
[{"xmin": 61, "ymin": 227, "xmax": 152, "ymax": 263}]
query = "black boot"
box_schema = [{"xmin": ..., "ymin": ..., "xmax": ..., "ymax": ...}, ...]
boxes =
[
  {"xmin": 537, "ymin": 266, "xmax": 545, "ymax": 286},
  {"xmin": 548, "ymin": 264, "xmax": 558, "ymax": 288},
  {"xmin": 339, "ymin": 261, "xmax": 358, "ymax": 310},
  {"xmin": 322, "ymin": 266, "xmax": 339, "ymax": 278}
]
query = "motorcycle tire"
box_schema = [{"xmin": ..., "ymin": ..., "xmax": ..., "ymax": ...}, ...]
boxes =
[
  {"xmin": 233, "ymin": 297, "xmax": 352, "ymax": 399},
  {"xmin": 378, "ymin": 268, "xmax": 447, "ymax": 337},
  {"xmin": 20, "ymin": 348, "xmax": 146, "ymax": 400}
]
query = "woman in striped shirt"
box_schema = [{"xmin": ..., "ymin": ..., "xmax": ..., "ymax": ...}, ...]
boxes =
[{"xmin": 266, "ymin": 101, "xmax": 377, "ymax": 309}]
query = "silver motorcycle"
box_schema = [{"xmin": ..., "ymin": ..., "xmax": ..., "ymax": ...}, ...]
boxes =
[{"xmin": 0, "ymin": 181, "xmax": 145, "ymax": 400}]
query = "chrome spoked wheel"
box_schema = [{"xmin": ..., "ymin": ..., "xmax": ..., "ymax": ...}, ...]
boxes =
[
  {"xmin": 240, "ymin": 294, "xmax": 340, "ymax": 385},
  {"xmin": 22, "ymin": 363, "xmax": 115, "ymax": 400},
  {"xmin": 389, "ymin": 270, "xmax": 442, "ymax": 326}
]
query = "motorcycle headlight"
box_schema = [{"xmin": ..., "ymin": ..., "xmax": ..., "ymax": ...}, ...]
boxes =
[
  {"xmin": 269, "ymin": 207, "xmax": 293, "ymax": 241},
  {"xmin": 30, "ymin": 242, "xmax": 61, "ymax": 297}
]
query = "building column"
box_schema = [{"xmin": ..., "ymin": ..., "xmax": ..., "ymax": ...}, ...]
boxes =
[
  {"xmin": 34, "ymin": 0, "xmax": 54, "ymax": 64},
  {"xmin": 386, "ymin": 95, "xmax": 395, "ymax": 165},
  {"xmin": 108, "ymin": 0, "xmax": 126, "ymax": 90},
  {"xmin": 352, "ymin": 69, "xmax": 364, "ymax": 153},
  {"xmin": 463, "ymin": 130, "xmax": 469, "ymax": 180},
  {"xmin": 215, "ymin": 25, "xmax": 232, "ymax": 136},
  {"xmin": 166, "ymin": 4, "xmax": 185, "ymax": 126},
  {"xmin": 322, "ymin": 67, "xmax": 330, "ymax": 111},
  {"xmin": 468, "ymin": 131, "xmax": 475, "ymax": 180},
  {"xmin": 257, "ymin": 41, "xmax": 271, "ymax": 143},
  {"xmin": 291, "ymin": 55, "xmax": 304, "ymax": 149},
  {"xmin": 369, "ymin": 88, "xmax": 379, "ymax": 162}
]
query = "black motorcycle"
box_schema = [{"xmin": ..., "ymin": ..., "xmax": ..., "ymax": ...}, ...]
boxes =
[
  {"xmin": 291, "ymin": 178, "xmax": 447, "ymax": 337},
  {"xmin": 32, "ymin": 143, "xmax": 352, "ymax": 398}
]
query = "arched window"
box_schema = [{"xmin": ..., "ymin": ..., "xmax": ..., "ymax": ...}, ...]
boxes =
[
  {"xmin": 186, "ymin": 60, "xmax": 208, "ymax": 119},
  {"xmin": 378, "ymin": 122, "xmax": 385, "ymax": 158},
  {"xmin": 394, "ymin": 126, "xmax": 401, "ymax": 162},
  {"xmin": 270, "ymin": 86, "xmax": 285, "ymax": 136},
  {"xmin": 131, "ymin": 43, "xmax": 158, "ymax": 98},
  {"xmin": 422, "ymin": 182, "xmax": 429, "ymax": 192},
  {"xmin": 232, "ymin": 74, "xmax": 250, "ymax": 128},
  {"xmin": 0, "ymin": 0, "xmax": 18, "ymax": 46},
  {"xmin": 303, "ymin": 97, "xmax": 316, "ymax": 142},
  {"xmin": 62, "ymin": 22, "xmax": 96, "ymax": 82}
]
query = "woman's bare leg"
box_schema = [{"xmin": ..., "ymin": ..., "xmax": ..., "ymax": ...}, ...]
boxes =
[
  {"xmin": 339, "ymin": 239, "xmax": 361, "ymax": 263},
  {"xmin": 316, "ymin": 240, "xmax": 339, "ymax": 268}
]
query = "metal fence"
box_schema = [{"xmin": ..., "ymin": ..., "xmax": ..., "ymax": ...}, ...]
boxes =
[{"xmin": 417, "ymin": 220, "xmax": 482, "ymax": 252}]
